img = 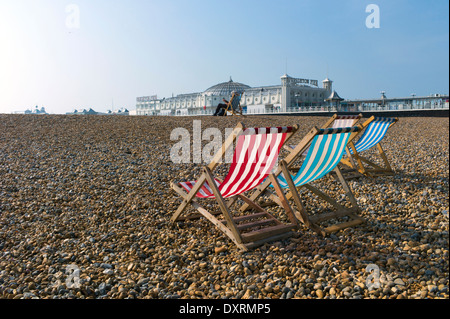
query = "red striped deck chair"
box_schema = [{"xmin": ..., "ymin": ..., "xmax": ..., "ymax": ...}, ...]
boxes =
[
  {"xmin": 340, "ymin": 116, "xmax": 399, "ymax": 177},
  {"xmin": 240, "ymin": 125, "xmax": 365, "ymax": 236},
  {"xmin": 170, "ymin": 122, "xmax": 300, "ymax": 251}
]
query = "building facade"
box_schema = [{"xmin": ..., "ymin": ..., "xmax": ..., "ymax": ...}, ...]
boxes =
[{"xmin": 136, "ymin": 74, "xmax": 334, "ymax": 116}]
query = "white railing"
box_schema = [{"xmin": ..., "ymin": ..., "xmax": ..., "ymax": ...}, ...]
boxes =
[
  {"xmin": 142, "ymin": 100, "xmax": 449, "ymax": 116},
  {"xmin": 357, "ymin": 102, "xmax": 449, "ymax": 112}
]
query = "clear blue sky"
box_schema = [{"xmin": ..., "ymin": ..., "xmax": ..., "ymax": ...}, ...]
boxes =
[{"xmin": 0, "ymin": 0, "xmax": 448, "ymax": 114}]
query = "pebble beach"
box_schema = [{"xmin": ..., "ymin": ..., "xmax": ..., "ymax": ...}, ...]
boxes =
[{"xmin": 0, "ymin": 114, "xmax": 448, "ymax": 300}]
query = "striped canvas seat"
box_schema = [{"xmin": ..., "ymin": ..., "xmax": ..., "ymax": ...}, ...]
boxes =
[
  {"xmin": 171, "ymin": 122, "xmax": 300, "ymax": 251},
  {"xmin": 179, "ymin": 178, "xmax": 221, "ymax": 198},
  {"xmin": 331, "ymin": 115, "xmax": 362, "ymax": 129},
  {"xmin": 230, "ymin": 94, "xmax": 242, "ymax": 112},
  {"xmin": 340, "ymin": 116, "xmax": 399, "ymax": 177},
  {"xmin": 347, "ymin": 117, "xmax": 396, "ymax": 154},
  {"xmin": 298, "ymin": 114, "xmax": 361, "ymax": 157},
  {"xmin": 179, "ymin": 126, "xmax": 293, "ymax": 198},
  {"xmin": 276, "ymin": 127, "xmax": 358, "ymax": 188}
]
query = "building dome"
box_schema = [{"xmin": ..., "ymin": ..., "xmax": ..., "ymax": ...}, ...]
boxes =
[{"xmin": 204, "ymin": 77, "xmax": 251, "ymax": 96}]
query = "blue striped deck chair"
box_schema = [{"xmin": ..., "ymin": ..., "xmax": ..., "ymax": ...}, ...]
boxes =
[
  {"xmin": 225, "ymin": 91, "xmax": 245, "ymax": 116},
  {"xmin": 241, "ymin": 126, "xmax": 365, "ymax": 236},
  {"xmin": 341, "ymin": 116, "xmax": 399, "ymax": 177},
  {"xmin": 285, "ymin": 114, "xmax": 363, "ymax": 180},
  {"xmin": 284, "ymin": 113, "xmax": 362, "ymax": 154}
]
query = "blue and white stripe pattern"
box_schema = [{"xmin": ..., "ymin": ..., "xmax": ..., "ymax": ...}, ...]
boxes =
[
  {"xmin": 276, "ymin": 127, "xmax": 357, "ymax": 188},
  {"xmin": 348, "ymin": 117, "xmax": 396, "ymax": 154},
  {"xmin": 230, "ymin": 94, "xmax": 242, "ymax": 111}
]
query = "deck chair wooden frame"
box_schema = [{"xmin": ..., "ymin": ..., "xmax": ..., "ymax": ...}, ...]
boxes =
[
  {"xmin": 225, "ymin": 92, "xmax": 245, "ymax": 116},
  {"xmin": 240, "ymin": 126, "xmax": 365, "ymax": 236},
  {"xmin": 340, "ymin": 116, "xmax": 399, "ymax": 177},
  {"xmin": 170, "ymin": 122, "xmax": 300, "ymax": 251}
]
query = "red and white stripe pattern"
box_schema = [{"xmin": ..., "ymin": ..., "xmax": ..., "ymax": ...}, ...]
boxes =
[
  {"xmin": 179, "ymin": 178, "xmax": 221, "ymax": 198},
  {"xmin": 178, "ymin": 127, "xmax": 292, "ymax": 199},
  {"xmin": 301, "ymin": 115, "xmax": 360, "ymax": 156},
  {"xmin": 332, "ymin": 115, "xmax": 361, "ymax": 129}
]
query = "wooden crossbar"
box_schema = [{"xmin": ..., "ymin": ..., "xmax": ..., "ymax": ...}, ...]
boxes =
[
  {"xmin": 236, "ymin": 219, "xmax": 278, "ymax": 231},
  {"xmin": 220, "ymin": 212, "xmax": 269, "ymax": 224},
  {"xmin": 241, "ymin": 224, "xmax": 295, "ymax": 243}
]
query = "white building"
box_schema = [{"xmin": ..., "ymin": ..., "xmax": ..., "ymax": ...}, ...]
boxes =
[{"xmin": 136, "ymin": 74, "xmax": 335, "ymax": 116}]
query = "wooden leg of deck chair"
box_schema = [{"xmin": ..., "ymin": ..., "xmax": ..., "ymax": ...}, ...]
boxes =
[
  {"xmin": 345, "ymin": 146, "xmax": 358, "ymax": 170},
  {"xmin": 377, "ymin": 143, "xmax": 393, "ymax": 173},
  {"xmin": 340, "ymin": 145, "xmax": 357, "ymax": 170},
  {"xmin": 268, "ymin": 173, "xmax": 299, "ymax": 227},
  {"xmin": 348, "ymin": 143, "xmax": 369, "ymax": 176},
  {"xmin": 302, "ymin": 169, "xmax": 361, "ymax": 216},
  {"xmin": 349, "ymin": 143, "xmax": 364, "ymax": 171},
  {"xmin": 236, "ymin": 194, "xmax": 266, "ymax": 213},
  {"xmin": 357, "ymin": 154, "xmax": 393, "ymax": 177},
  {"xmin": 203, "ymin": 167, "xmax": 244, "ymax": 246},
  {"xmin": 225, "ymin": 196, "xmax": 239, "ymax": 210},
  {"xmin": 341, "ymin": 145, "xmax": 362, "ymax": 177},
  {"xmin": 170, "ymin": 172, "xmax": 247, "ymax": 250},
  {"xmin": 278, "ymin": 161, "xmax": 309, "ymax": 226},
  {"xmin": 265, "ymin": 189, "xmax": 288, "ymax": 208},
  {"xmin": 338, "ymin": 146, "xmax": 364, "ymax": 179},
  {"xmin": 189, "ymin": 201, "xmax": 246, "ymax": 250},
  {"xmin": 171, "ymin": 182, "xmax": 238, "ymax": 237},
  {"xmin": 301, "ymin": 182, "xmax": 361, "ymax": 235},
  {"xmin": 276, "ymin": 162, "xmax": 324, "ymax": 235},
  {"xmin": 238, "ymin": 106, "xmax": 246, "ymax": 117},
  {"xmin": 239, "ymin": 178, "xmax": 272, "ymax": 213},
  {"xmin": 303, "ymin": 184, "xmax": 346, "ymax": 211},
  {"xmin": 218, "ymin": 177, "xmax": 297, "ymax": 249},
  {"xmin": 308, "ymin": 166, "xmax": 364, "ymax": 234},
  {"xmin": 170, "ymin": 182, "xmax": 222, "ymax": 221},
  {"xmin": 332, "ymin": 166, "xmax": 360, "ymax": 212},
  {"xmin": 170, "ymin": 173, "xmax": 207, "ymax": 223},
  {"xmin": 339, "ymin": 157, "xmax": 355, "ymax": 170},
  {"xmin": 277, "ymin": 163, "xmax": 363, "ymax": 236}
]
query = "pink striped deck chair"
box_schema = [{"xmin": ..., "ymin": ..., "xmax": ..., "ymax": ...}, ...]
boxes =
[{"xmin": 170, "ymin": 122, "xmax": 300, "ymax": 251}]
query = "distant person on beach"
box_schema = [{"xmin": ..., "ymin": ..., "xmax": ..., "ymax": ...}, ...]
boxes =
[{"xmin": 213, "ymin": 98, "xmax": 229, "ymax": 116}]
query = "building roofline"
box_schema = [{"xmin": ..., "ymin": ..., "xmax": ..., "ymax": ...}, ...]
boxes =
[{"xmin": 344, "ymin": 94, "xmax": 449, "ymax": 103}]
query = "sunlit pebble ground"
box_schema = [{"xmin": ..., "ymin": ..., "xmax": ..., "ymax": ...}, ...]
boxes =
[{"xmin": 0, "ymin": 114, "xmax": 448, "ymax": 299}]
